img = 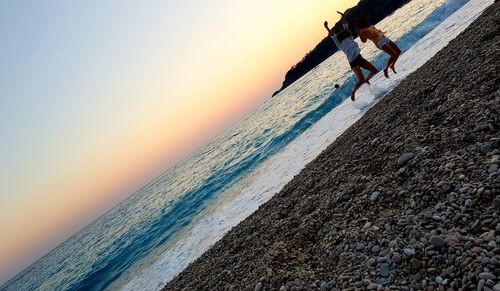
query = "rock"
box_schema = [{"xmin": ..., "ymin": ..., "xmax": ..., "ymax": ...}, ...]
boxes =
[
  {"xmin": 379, "ymin": 263, "xmax": 390, "ymax": 277},
  {"xmin": 435, "ymin": 276, "xmax": 443, "ymax": 285},
  {"xmin": 367, "ymin": 282, "xmax": 378, "ymax": 290},
  {"xmin": 403, "ymin": 248, "xmax": 415, "ymax": 256},
  {"xmin": 255, "ymin": 282, "xmax": 263, "ymax": 291},
  {"xmin": 481, "ymin": 144, "xmax": 493, "ymax": 153},
  {"xmin": 398, "ymin": 153, "xmax": 415, "ymax": 166},
  {"xmin": 392, "ymin": 253, "xmax": 402, "ymax": 264},
  {"xmin": 367, "ymin": 258, "xmax": 377, "ymax": 267},
  {"xmin": 410, "ymin": 258, "xmax": 422, "ymax": 270},
  {"xmin": 430, "ymin": 236, "xmax": 447, "ymax": 247},
  {"xmin": 478, "ymin": 272, "xmax": 496, "ymax": 281},
  {"xmin": 493, "ymin": 283, "xmax": 500, "ymax": 291},
  {"xmin": 488, "ymin": 164, "xmax": 498, "ymax": 173},
  {"xmin": 478, "ymin": 279, "xmax": 485, "ymax": 291},
  {"xmin": 370, "ymin": 191, "xmax": 381, "ymax": 202},
  {"xmin": 370, "ymin": 138, "xmax": 380, "ymax": 146}
]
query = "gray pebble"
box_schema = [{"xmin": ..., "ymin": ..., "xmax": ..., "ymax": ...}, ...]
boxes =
[
  {"xmin": 430, "ymin": 236, "xmax": 447, "ymax": 247},
  {"xmin": 392, "ymin": 253, "xmax": 402, "ymax": 264},
  {"xmin": 398, "ymin": 153, "xmax": 415, "ymax": 166},
  {"xmin": 379, "ymin": 263, "xmax": 390, "ymax": 277},
  {"xmin": 370, "ymin": 191, "xmax": 381, "ymax": 202},
  {"xmin": 479, "ymin": 272, "xmax": 496, "ymax": 281},
  {"xmin": 403, "ymin": 248, "xmax": 415, "ymax": 256}
]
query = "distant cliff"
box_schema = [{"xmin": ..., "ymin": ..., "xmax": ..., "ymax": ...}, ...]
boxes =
[{"xmin": 272, "ymin": 0, "xmax": 410, "ymax": 96}]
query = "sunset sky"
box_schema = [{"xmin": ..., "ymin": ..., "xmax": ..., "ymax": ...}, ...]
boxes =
[{"xmin": 0, "ymin": 0, "xmax": 356, "ymax": 284}]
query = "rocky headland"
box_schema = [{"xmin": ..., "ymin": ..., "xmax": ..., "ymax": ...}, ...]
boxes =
[{"xmin": 164, "ymin": 2, "xmax": 500, "ymax": 290}]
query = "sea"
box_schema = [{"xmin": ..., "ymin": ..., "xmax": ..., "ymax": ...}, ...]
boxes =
[{"xmin": 2, "ymin": 0, "xmax": 494, "ymax": 290}]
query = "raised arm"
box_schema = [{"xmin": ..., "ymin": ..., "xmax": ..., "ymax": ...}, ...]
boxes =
[
  {"xmin": 325, "ymin": 20, "xmax": 341, "ymax": 48},
  {"xmin": 324, "ymin": 21, "xmax": 332, "ymax": 35},
  {"xmin": 337, "ymin": 11, "xmax": 353, "ymax": 39}
]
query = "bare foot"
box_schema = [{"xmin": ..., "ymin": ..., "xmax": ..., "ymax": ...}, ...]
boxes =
[
  {"xmin": 383, "ymin": 67, "xmax": 389, "ymax": 78},
  {"xmin": 390, "ymin": 65, "xmax": 397, "ymax": 74},
  {"xmin": 351, "ymin": 91, "xmax": 356, "ymax": 101}
]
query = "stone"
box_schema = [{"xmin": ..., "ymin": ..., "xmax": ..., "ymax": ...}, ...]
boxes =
[
  {"xmin": 255, "ymin": 282, "xmax": 263, "ymax": 291},
  {"xmin": 482, "ymin": 144, "xmax": 493, "ymax": 153},
  {"xmin": 370, "ymin": 191, "xmax": 381, "ymax": 202},
  {"xmin": 367, "ymin": 258, "xmax": 377, "ymax": 267},
  {"xmin": 403, "ymin": 248, "xmax": 415, "ymax": 256},
  {"xmin": 478, "ymin": 279, "xmax": 485, "ymax": 291},
  {"xmin": 430, "ymin": 236, "xmax": 447, "ymax": 247},
  {"xmin": 410, "ymin": 258, "xmax": 422, "ymax": 270},
  {"xmin": 478, "ymin": 272, "xmax": 496, "ymax": 281},
  {"xmin": 379, "ymin": 263, "xmax": 390, "ymax": 277},
  {"xmin": 435, "ymin": 276, "xmax": 443, "ymax": 285},
  {"xmin": 398, "ymin": 153, "xmax": 415, "ymax": 166},
  {"xmin": 392, "ymin": 253, "xmax": 402, "ymax": 264}
]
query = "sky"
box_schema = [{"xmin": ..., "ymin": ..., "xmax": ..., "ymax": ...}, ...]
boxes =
[{"xmin": 0, "ymin": 0, "xmax": 357, "ymax": 284}]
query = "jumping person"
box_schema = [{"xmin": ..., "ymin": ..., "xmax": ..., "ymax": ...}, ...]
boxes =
[
  {"xmin": 324, "ymin": 11, "xmax": 377, "ymax": 101},
  {"xmin": 355, "ymin": 15, "xmax": 401, "ymax": 78}
]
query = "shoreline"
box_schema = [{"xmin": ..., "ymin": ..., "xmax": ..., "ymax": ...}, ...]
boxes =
[{"xmin": 164, "ymin": 2, "xmax": 499, "ymax": 290}]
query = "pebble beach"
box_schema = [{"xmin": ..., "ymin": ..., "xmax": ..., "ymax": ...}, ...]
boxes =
[{"xmin": 164, "ymin": 2, "xmax": 500, "ymax": 290}]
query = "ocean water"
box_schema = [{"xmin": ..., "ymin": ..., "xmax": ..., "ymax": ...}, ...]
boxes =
[{"xmin": 2, "ymin": 0, "xmax": 493, "ymax": 290}]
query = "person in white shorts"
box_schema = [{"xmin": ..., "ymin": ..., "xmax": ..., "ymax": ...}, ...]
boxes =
[{"xmin": 355, "ymin": 15, "xmax": 401, "ymax": 78}]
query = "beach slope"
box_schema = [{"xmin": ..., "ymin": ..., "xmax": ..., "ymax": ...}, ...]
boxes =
[{"xmin": 164, "ymin": 3, "xmax": 499, "ymax": 289}]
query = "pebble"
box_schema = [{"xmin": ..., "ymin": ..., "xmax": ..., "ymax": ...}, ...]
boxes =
[
  {"xmin": 392, "ymin": 253, "xmax": 402, "ymax": 264},
  {"xmin": 403, "ymin": 248, "xmax": 415, "ymax": 256},
  {"xmin": 482, "ymin": 144, "xmax": 493, "ymax": 153},
  {"xmin": 478, "ymin": 279, "xmax": 485, "ymax": 291},
  {"xmin": 367, "ymin": 283, "xmax": 378, "ymax": 290},
  {"xmin": 430, "ymin": 236, "xmax": 447, "ymax": 247},
  {"xmin": 435, "ymin": 276, "xmax": 443, "ymax": 285},
  {"xmin": 370, "ymin": 191, "xmax": 381, "ymax": 202},
  {"xmin": 410, "ymin": 258, "xmax": 422, "ymax": 270},
  {"xmin": 367, "ymin": 258, "xmax": 376, "ymax": 267},
  {"xmin": 398, "ymin": 153, "xmax": 415, "ymax": 166},
  {"xmin": 379, "ymin": 263, "xmax": 390, "ymax": 277},
  {"xmin": 255, "ymin": 282, "xmax": 263, "ymax": 291},
  {"xmin": 479, "ymin": 272, "xmax": 496, "ymax": 281}
]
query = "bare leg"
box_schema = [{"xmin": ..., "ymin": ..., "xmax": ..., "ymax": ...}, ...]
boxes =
[
  {"xmin": 387, "ymin": 41, "xmax": 401, "ymax": 73},
  {"xmin": 381, "ymin": 44, "xmax": 398, "ymax": 77},
  {"xmin": 360, "ymin": 60, "xmax": 378, "ymax": 83},
  {"xmin": 351, "ymin": 66, "xmax": 365, "ymax": 101}
]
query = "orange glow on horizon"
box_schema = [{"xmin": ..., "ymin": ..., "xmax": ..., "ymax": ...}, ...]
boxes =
[{"xmin": 1, "ymin": 0, "xmax": 359, "ymax": 283}]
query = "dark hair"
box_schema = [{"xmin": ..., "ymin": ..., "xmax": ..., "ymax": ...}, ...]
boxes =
[
  {"xmin": 335, "ymin": 29, "xmax": 351, "ymax": 42},
  {"xmin": 355, "ymin": 15, "xmax": 371, "ymax": 29}
]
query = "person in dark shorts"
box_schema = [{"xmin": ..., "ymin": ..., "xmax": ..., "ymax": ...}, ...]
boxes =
[{"xmin": 324, "ymin": 11, "xmax": 377, "ymax": 101}]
